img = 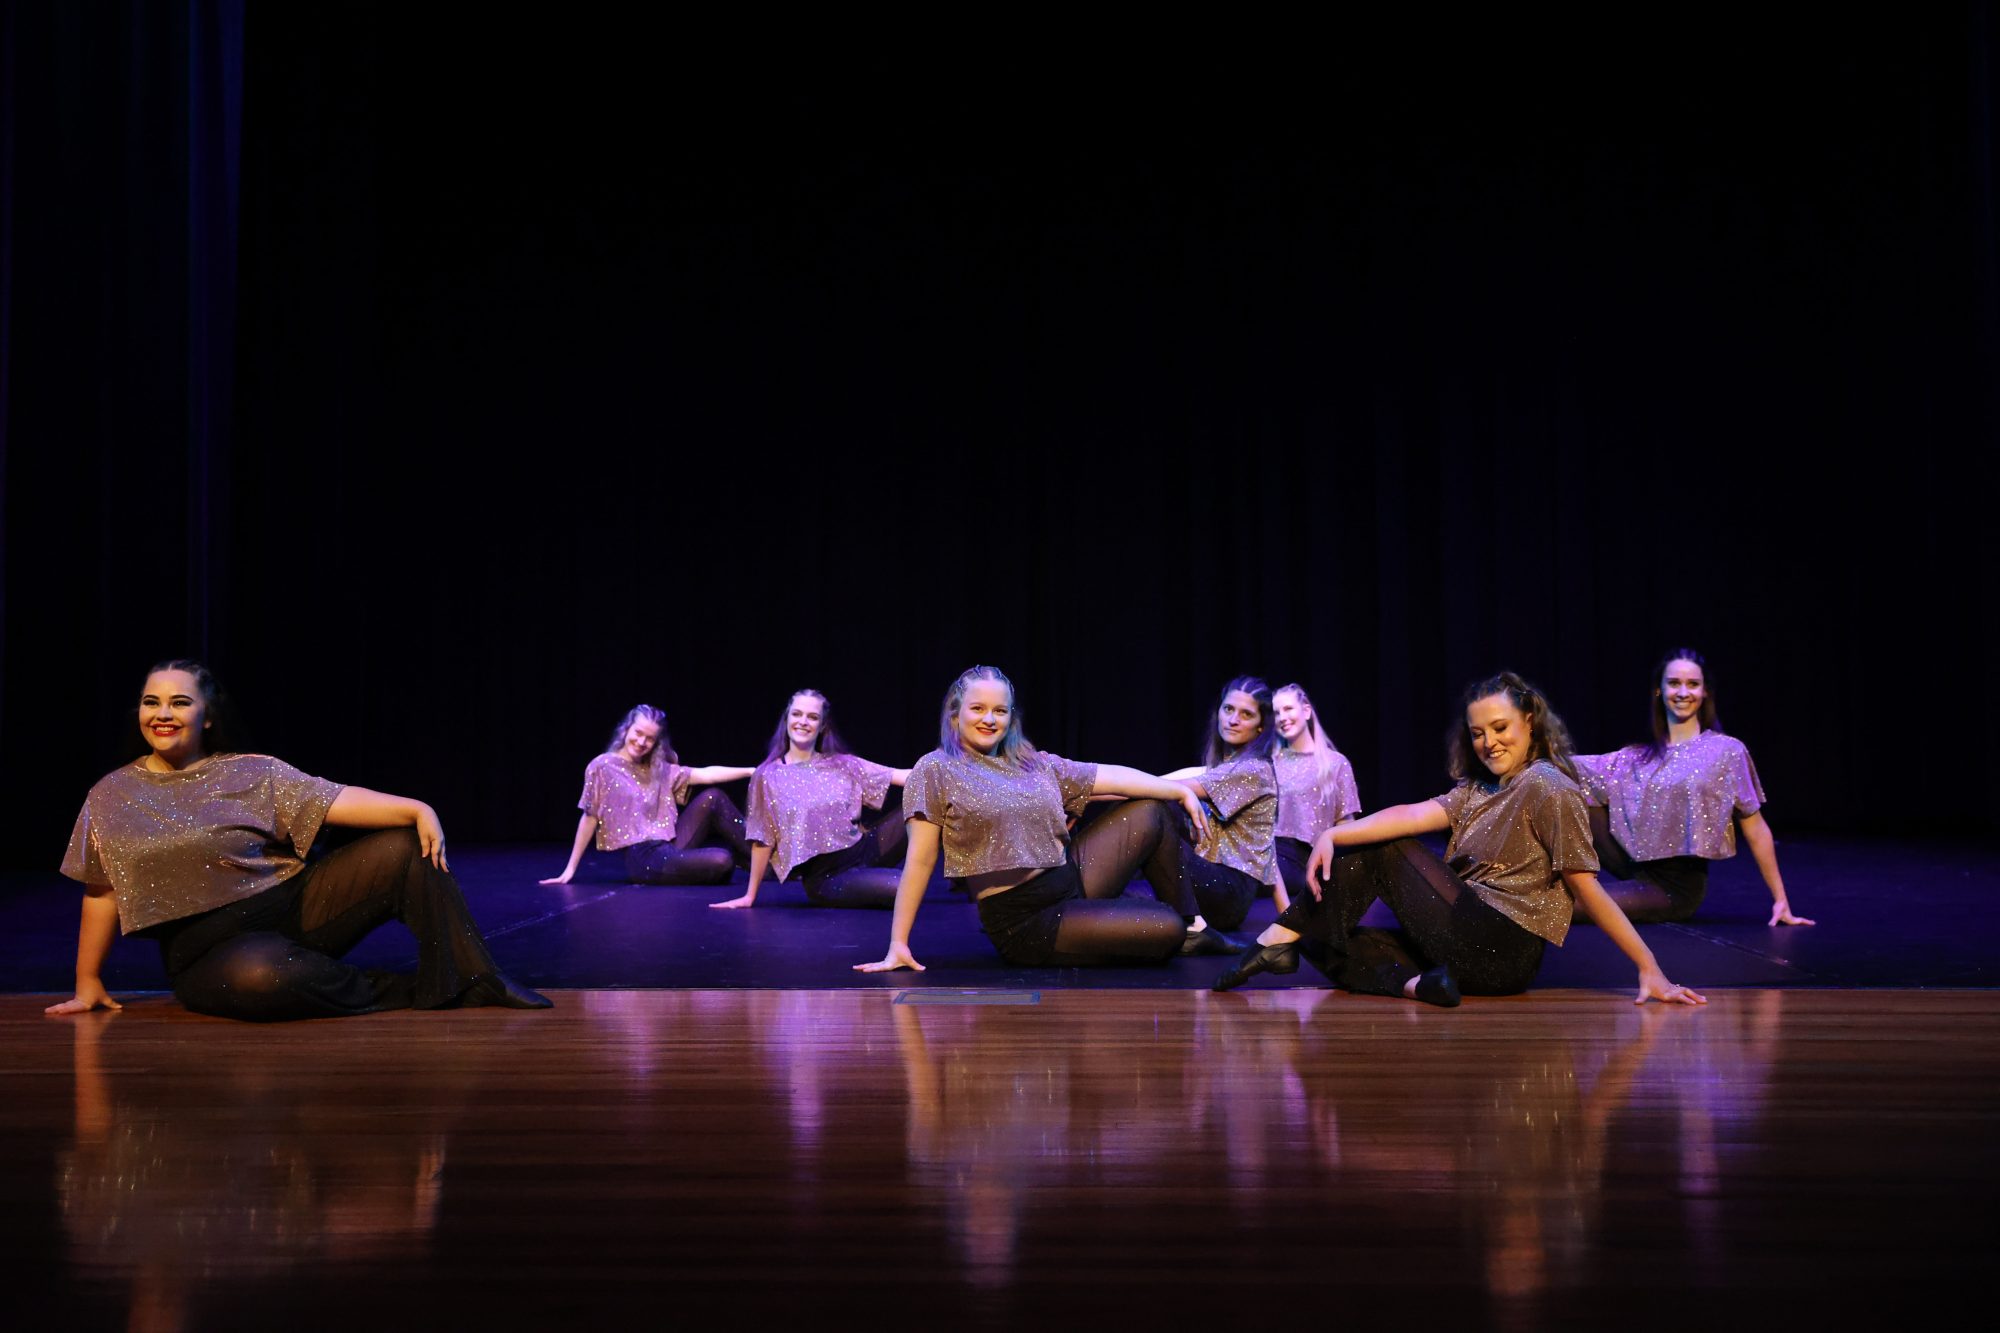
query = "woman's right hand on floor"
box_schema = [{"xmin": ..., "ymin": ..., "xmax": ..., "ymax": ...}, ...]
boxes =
[
  {"xmin": 855, "ymin": 942, "xmax": 924, "ymax": 973},
  {"xmin": 538, "ymin": 870, "xmax": 574, "ymax": 885},
  {"xmin": 46, "ymin": 979, "xmax": 122, "ymax": 1015}
]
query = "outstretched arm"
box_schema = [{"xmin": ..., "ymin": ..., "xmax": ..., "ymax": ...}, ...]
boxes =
[
  {"xmin": 542, "ymin": 813, "xmax": 600, "ymax": 885},
  {"xmin": 1304, "ymin": 800, "xmax": 1450, "ymax": 892},
  {"xmin": 328, "ymin": 785, "xmax": 449, "ymax": 870},
  {"xmin": 1567, "ymin": 870, "xmax": 1707, "ymax": 1006},
  {"xmin": 856, "ymin": 818, "xmax": 940, "ymax": 973},
  {"xmin": 45, "ymin": 886, "xmax": 123, "ymax": 1016},
  {"xmin": 681, "ymin": 765, "xmax": 756, "ymax": 786},
  {"xmin": 1092, "ymin": 764, "xmax": 1210, "ymax": 841},
  {"xmin": 1740, "ymin": 812, "xmax": 1812, "ymax": 925}
]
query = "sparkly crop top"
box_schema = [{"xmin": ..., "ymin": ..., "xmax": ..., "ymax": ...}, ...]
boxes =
[
  {"xmin": 901, "ymin": 748, "xmax": 1098, "ymax": 881},
  {"xmin": 1573, "ymin": 730, "xmax": 1764, "ymax": 861},
  {"xmin": 1433, "ymin": 760, "xmax": 1598, "ymax": 946},
  {"xmin": 62, "ymin": 754, "xmax": 346, "ymax": 933},
  {"xmin": 745, "ymin": 753, "xmax": 897, "ymax": 880},
  {"xmin": 1273, "ymin": 747, "xmax": 1361, "ymax": 843}
]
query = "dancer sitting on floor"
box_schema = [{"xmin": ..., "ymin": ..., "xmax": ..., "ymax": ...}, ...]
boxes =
[
  {"xmin": 855, "ymin": 664, "xmax": 1238, "ymax": 973},
  {"xmin": 1215, "ymin": 670, "xmax": 1706, "ymax": 1007},
  {"xmin": 711, "ymin": 688, "xmax": 911, "ymax": 910},
  {"xmin": 1148, "ymin": 675, "xmax": 1284, "ymax": 933},
  {"xmin": 47, "ymin": 660, "xmax": 549, "ymax": 1021},
  {"xmin": 1268, "ymin": 682, "xmax": 1360, "ymax": 913},
  {"xmin": 1571, "ymin": 648, "xmax": 1812, "ymax": 926},
  {"xmin": 541, "ymin": 704, "xmax": 752, "ymax": 886}
]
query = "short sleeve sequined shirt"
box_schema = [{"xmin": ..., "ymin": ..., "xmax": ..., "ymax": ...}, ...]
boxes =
[
  {"xmin": 745, "ymin": 753, "xmax": 897, "ymax": 880},
  {"xmin": 901, "ymin": 748, "xmax": 1098, "ymax": 881},
  {"xmin": 1573, "ymin": 730, "xmax": 1765, "ymax": 861},
  {"xmin": 579, "ymin": 754, "xmax": 684, "ymax": 850},
  {"xmin": 1432, "ymin": 760, "xmax": 1598, "ymax": 945},
  {"xmin": 1273, "ymin": 747, "xmax": 1361, "ymax": 843},
  {"xmin": 1192, "ymin": 755, "xmax": 1280, "ymax": 886},
  {"xmin": 61, "ymin": 754, "xmax": 346, "ymax": 934}
]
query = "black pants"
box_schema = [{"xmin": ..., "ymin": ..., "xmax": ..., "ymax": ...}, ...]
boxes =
[
  {"xmin": 624, "ymin": 787, "xmax": 751, "ymax": 884},
  {"xmin": 975, "ymin": 858, "xmax": 1187, "ymax": 966},
  {"xmin": 149, "ymin": 828, "xmax": 506, "ymax": 1021},
  {"xmin": 1277, "ymin": 836, "xmax": 1316, "ymax": 906},
  {"xmin": 794, "ymin": 814, "xmax": 908, "ymax": 909},
  {"xmin": 1275, "ymin": 837, "xmax": 1546, "ymax": 997},
  {"xmin": 1070, "ymin": 798, "xmax": 1256, "ymax": 929},
  {"xmin": 1578, "ymin": 806, "xmax": 1710, "ymax": 923}
]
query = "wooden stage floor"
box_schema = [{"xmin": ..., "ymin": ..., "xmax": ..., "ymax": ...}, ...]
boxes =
[{"xmin": 8, "ymin": 987, "xmax": 1996, "ymax": 1329}]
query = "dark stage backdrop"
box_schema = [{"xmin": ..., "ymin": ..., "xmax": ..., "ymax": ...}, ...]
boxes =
[{"xmin": 4, "ymin": 7, "xmax": 1997, "ymax": 869}]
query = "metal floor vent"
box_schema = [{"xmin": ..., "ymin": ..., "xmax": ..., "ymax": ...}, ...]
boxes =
[{"xmin": 893, "ymin": 990, "xmax": 1042, "ymax": 1006}]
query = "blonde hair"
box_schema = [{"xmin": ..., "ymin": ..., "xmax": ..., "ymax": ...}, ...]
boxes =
[{"xmin": 1274, "ymin": 683, "xmax": 1339, "ymax": 787}]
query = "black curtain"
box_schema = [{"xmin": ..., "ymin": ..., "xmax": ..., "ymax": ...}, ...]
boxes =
[{"xmin": 5, "ymin": 8, "xmax": 1997, "ymax": 867}]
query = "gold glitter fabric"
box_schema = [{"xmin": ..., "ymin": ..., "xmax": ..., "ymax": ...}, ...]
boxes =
[
  {"xmin": 902, "ymin": 748, "xmax": 1098, "ymax": 881},
  {"xmin": 1432, "ymin": 760, "xmax": 1598, "ymax": 945},
  {"xmin": 1273, "ymin": 747, "xmax": 1361, "ymax": 842},
  {"xmin": 1191, "ymin": 755, "xmax": 1279, "ymax": 886},
  {"xmin": 578, "ymin": 754, "xmax": 684, "ymax": 851},
  {"xmin": 745, "ymin": 754, "xmax": 897, "ymax": 880},
  {"xmin": 60, "ymin": 755, "xmax": 346, "ymax": 934},
  {"xmin": 1573, "ymin": 730, "xmax": 1765, "ymax": 861}
]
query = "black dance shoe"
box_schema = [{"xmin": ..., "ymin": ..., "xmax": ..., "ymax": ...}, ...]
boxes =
[
  {"xmin": 457, "ymin": 973, "xmax": 554, "ymax": 1010},
  {"xmin": 1412, "ymin": 967, "xmax": 1461, "ymax": 1008},
  {"xmin": 1179, "ymin": 927, "xmax": 1246, "ymax": 957},
  {"xmin": 1212, "ymin": 941, "xmax": 1301, "ymax": 991}
]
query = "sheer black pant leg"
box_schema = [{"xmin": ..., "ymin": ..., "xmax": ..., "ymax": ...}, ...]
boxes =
[
  {"xmin": 1047, "ymin": 898, "xmax": 1187, "ymax": 965},
  {"xmin": 676, "ymin": 787, "xmax": 751, "ymax": 867},
  {"xmin": 625, "ymin": 790, "xmax": 744, "ymax": 885},
  {"xmin": 802, "ymin": 818, "xmax": 908, "ymax": 909},
  {"xmin": 169, "ymin": 829, "xmax": 501, "ymax": 1020},
  {"xmin": 1275, "ymin": 838, "xmax": 1545, "ymax": 998},
  {"xmin": 1071, "ymin": 799, "xmax": 1198, "ymax": 916},
  {"xmin": 1183, "ymin": 847, "xmax": 1257, "ymax": 930},
  {"xmin": 1276, "ymin": 837, "xmax": 1314, "ymax": 906}
]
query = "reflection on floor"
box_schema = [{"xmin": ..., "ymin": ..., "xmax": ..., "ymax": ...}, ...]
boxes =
[{"xmin": 8, "ymin": 988, "xmax": 1995, "ymax": 1327}]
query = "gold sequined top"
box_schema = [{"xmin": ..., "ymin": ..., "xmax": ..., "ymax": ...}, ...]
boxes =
[
  {"xmin": 902, "ymin": 748, "xmax": 1098, "ymax": 883},
  {"xmin": 1273, "ymin": 747, "xmax": 1361, "ymax": 842},
  {"xmin": 1191, "ymin": 755, "xmax": 1279, "ymax": 886},
  {"xmin": 1573, "ymin": 730, "xmax": 1765, "ymax": 861},
  {"xmin": 579, "ymin": 753, "xmax": 684, "ymax": 850},
  {"xmin": 60, "ymin": 755, "xmax": 346, "ymax": 934},
  {"xmin": 745, "ymin": 753, "xmax": 897, "ymax": 880},
  {"xmin": 1433, "ymin": 760, "xmax": 1598, "ymax": 945}
]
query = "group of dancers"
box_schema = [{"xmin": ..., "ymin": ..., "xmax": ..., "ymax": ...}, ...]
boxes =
[{"xmin": 48, "ymin": 651, "xmax": 1808, "ymax": 1022}]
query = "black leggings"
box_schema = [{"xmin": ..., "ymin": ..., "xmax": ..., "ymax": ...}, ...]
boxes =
[
  {"xmin": 149, "ymin": 828, "xmax": 508, "ymax": 1021},
  {"xmin": 794, "ymin": 814, "xmax": 908, "ymax": 909},
  {"xmin": 624, "ymin": 787, "xmax": 751, "ymax": 884},
  {"xmin": 1277, "ymin": 836, "xmax": 1315, "ymax": 906},
  {"xmin": 1070, "ymin": 799, "xmax": 1256, "ymax": 929},
  {"xmin": 1275, "ymin": 838, "xmax": 1546, "ymax": 997},
  {"xmin": 1577, "ymin": 806, "xmax": 1710, "ymax": 923},
  {"xmin": 975, "ymin": 858, "xmax": 1186, "ymax": 966}
]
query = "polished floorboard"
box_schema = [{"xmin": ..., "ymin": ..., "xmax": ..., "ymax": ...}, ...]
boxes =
[{"xmin": 7, "ymin": 988, "xmax": 1996, "ymax": 1328}]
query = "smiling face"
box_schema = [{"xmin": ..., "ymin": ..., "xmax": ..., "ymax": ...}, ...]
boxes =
[
  {"xmin": 1273, "ymin": 688, "xmax": 1311, "ymax": 744},
  {"xmin": 786, "ymin": 693, "xmax": 826, "ymax": 753},
  {"xmin": 620, "ymin": 717, "xmax": 662, "ymax": 762},
  {"xmin": 954, "ymin": 680, "xmax": 1013, "ymax": 755},
  {"xmin": 1465, "ymin": 692, "xmax": 1534, "ymax": 781},
  {"xmin": 138, "ymin": 669, "xmax": 210, "ymax": 769},
  {"xmin": 1217, "ymin": 690, "xmax": 1266, "ymax": 750},
  {"xmin": 1658, "ymin": 659, "xmax": 1707, "ymax": 727}
]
